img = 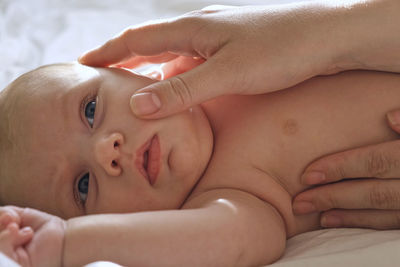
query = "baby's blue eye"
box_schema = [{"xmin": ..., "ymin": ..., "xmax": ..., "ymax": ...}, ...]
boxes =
[
  {"xmin": 85, "ymin": 100, "xmax": 96, "ymax": 127},
  {"xmin": 78, "ymin": 173, "xmax": 89, "ymax": 204}
]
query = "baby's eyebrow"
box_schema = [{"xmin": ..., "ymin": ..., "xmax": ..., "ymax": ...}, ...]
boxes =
[
  {"xmin": 60, "ymin": 84, "xmax": 91, "ymax": 132},
  {"xmin": 60, "ymin": 88, "xmax": 77, "ymax": 127}
]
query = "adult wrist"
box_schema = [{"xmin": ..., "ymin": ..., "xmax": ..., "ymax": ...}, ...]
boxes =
[
  {"xmin": 278, "ymin": 0, "xmax": 368, "ymax": 77},
  {"xmin": 326, "ymin": 0, "xmax": 400, "ymax": 73}
]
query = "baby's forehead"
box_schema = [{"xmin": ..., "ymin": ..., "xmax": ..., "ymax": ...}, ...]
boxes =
[
  {"xmin": 6, "ymin": 63, "xmax": 99, "ymax": 141},
  {"xmin": 31, "ymin": 63, "xmax": 100, "ymax": 96},
  {"xmin": 2, "ymin": 63, "xmax": 99, "ymax": 109}
]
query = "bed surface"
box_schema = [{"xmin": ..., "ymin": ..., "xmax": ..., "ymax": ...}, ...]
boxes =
[{"xmin": 1, "ymin": 0, "xmax": 400, "ymax": 266}]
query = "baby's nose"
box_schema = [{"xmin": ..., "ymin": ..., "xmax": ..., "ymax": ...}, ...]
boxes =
[{"xmin": 94, "ymin": 133, "xmax": 124, "ymax": 176}]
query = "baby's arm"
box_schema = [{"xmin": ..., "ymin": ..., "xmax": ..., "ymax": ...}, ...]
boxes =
[{"xmin": 64, "ymin": 189, "xmax": 286, "ymax": 266}]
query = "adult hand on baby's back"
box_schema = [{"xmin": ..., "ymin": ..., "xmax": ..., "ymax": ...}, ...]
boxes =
[
  {"xmin": 78, "ymin": 4, "xmax": 343, "ymax": 119},
  {"xmin": 294, "ymin": 110, "xmax": 400, "ymax": 230}
]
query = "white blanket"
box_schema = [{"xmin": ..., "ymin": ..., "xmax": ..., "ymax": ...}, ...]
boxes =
[{"xmin": 1, "ymin": 0, "xmax": 400, "ymax": 266}]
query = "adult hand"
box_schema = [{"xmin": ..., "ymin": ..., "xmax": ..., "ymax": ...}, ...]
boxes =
[
  {"xmin": 78, "ymin": 3, "xmax": 353, "ymax": 118},
  {"xmin": 293, "ymin": 110, "xmax": 400, "ymax": 230}
]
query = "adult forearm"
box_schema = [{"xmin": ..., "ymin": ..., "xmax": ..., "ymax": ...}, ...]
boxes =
[{"xmin": 325, "ymin": 0, "xmax": 400, "ymax": 73}]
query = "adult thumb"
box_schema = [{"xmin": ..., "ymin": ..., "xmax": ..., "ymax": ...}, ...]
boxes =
[{"xmin": 130, "ymin": 55, "xmax": 234, "ymax": 119}]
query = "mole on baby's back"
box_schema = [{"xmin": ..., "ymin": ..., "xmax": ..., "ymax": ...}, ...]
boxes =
[{"xmin": 282, "ymin": 119, "xmax": 299, "ymax": 136}]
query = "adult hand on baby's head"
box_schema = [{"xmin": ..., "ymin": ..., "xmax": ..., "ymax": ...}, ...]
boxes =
[
  {"xmin": 79, "ymin": 4, "xmax": 341, "ymax": 119},
  {"xmin": 293, "ymin": 110, "xmax": 400, "ymax": 230}
]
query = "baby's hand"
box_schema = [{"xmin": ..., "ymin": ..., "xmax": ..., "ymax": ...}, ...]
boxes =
[
  {"xmin": 0, "ymin": 206, "xmax": 23, "ymax": 230},
  {"xmin": 0, "ymin": 221, "xmax": 33, "ymax": 266},
  {"xmin": 0, "ymin": 206, "xmax": 66, "ymax": 267}
]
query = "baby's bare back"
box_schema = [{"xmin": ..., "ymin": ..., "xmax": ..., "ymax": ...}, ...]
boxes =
[{"xmin": 191, "ymin": 70, "xmax": 400, "ymax": 237}]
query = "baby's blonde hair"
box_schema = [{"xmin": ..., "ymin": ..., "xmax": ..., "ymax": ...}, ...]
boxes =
[
  {"xmin": 0, "ymin": 63, "xmax": 73, "ymax": 205},
  {"xmin": 0, "ymin": 79, "xmax": 25, "ymax": 205}
]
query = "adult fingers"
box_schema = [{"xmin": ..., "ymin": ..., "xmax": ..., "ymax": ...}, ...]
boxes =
[
  {"xmin": 78, "ymin": 15, "xmax": 215, "ymax": 67},
  {"xmin": 129, "ymin": 49, "xmax": 239, "ymax": 119},
  {"xmin": 320, "ymin": 209, "xmax": 400, "ymax": 229},
  {"xmin": 301, "ymin": 140, "xmax": 400, "ymax": 185},
  {"xmin": 293, "ymin": 179, "xmax": 400, "ymax": 214},
  {"xmin": 161, "ymin": 56, "xmax": 205, "ymax": 79},
  {"xmin": 115, "ymin": 52, "xmax": 178, "ymax": 69},
  {"xmin": 302, "ymin": 111, "xmax": 400, "ymax": 185}
]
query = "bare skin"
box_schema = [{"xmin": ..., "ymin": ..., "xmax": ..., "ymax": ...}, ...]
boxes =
[
  {"xmin": 2, "ymin": 0, "xmax": 400, "ymax": 265},
  {"xmin": 79, "ymin": 0, "xmax": 400, "ymax": 229},
  {"xmin": 0, "ymin": 64, "xmax": 213, "ymax": 219},
  {"xmin": 2, "ymin": 64, "xmax": 400, "ymax": 266}
]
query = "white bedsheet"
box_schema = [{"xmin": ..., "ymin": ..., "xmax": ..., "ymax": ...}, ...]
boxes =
[{"xmin": 1, "ymin": 0, "xmax": 400, "ymax": 266}]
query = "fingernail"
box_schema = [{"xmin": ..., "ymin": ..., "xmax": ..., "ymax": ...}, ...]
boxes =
[
  {"xmin": 21, "ymin": 227, "xmax": 33, "ymax": 234},
  {"xmin": 130, "ymin": 92, "xmax": 161, "ymax": 116},
  {"xmin": 78, "ymin": 48, "xmax": 96, "ymax": 63},
  {"xmin": 77, "ymin": 53, "xmax": 89, "ymax": 63},
  {"xmin": 321, "ymin": 215, "xmax": 342, "ymax": 228},
  {"xmin": 77, "ymin": 55, "xmax": 84, "ymax": 63},
  {"xmin": 146, "ymin": 71, "xmax": 162, "ymax": 80},
  {"xmin": 293, "ymin": 201, "xmax": 316, "ymax": 214},
  {"xmin": 302, "ymin": 171, "xmax": 325, "ymax": 185},
  {"xmin": 387, "ymin": 110, "xmax": 400, "ymax": 127}
]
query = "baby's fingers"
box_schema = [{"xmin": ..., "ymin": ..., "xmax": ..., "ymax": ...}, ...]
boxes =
[
  {"xmin": 2, "ymin": 223, "xmax": 33, "ymax": 247},
  {"xmin": 12, "ymin": 226, "xmax": 33, "ymax": 247},
  {"xmin": 0, "ymin": 213, "xmax": 19, "ymax": 232},
  {"xmin": 0, "ymin": 224, "xmax": 33, "ymax": 267},
  {"xmin": 15, "ymin": 247, "xmax": 31, "ymax": 267}
]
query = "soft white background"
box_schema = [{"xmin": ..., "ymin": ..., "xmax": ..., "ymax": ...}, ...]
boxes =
[
  {"xmin": 0, "ymin": 0, "xmax": 303, "ymax": 89},
  {"xmin": 1, "ymin": 0, "xmax": 400, "ymax": 266}
]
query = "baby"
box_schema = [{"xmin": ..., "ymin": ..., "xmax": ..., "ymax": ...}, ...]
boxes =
[{"xmin": 0, "ymin": 62, "xmax": 399, "ymax": 266}]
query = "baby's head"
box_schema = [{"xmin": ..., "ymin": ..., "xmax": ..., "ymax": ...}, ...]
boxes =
[{"xmin": 0, "ymin": 63, "xmax": 213, "ymax": 218}]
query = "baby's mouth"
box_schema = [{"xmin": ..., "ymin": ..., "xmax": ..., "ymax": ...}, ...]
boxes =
[
  {"xmin": 135, "ymin": 134, "xmax": 161, "ymax": 186},
  {"xmin": 134, "ymin": 136, "xmax": 153, "ymax": 184},
  {"xmin": 143, "ymin": 149, "xmax": 149, "ymax": 173}
]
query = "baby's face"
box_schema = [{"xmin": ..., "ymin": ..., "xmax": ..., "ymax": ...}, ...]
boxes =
[{"xmin": 7, "ymin": 63, "xmax": 213, "ymax": 218}]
